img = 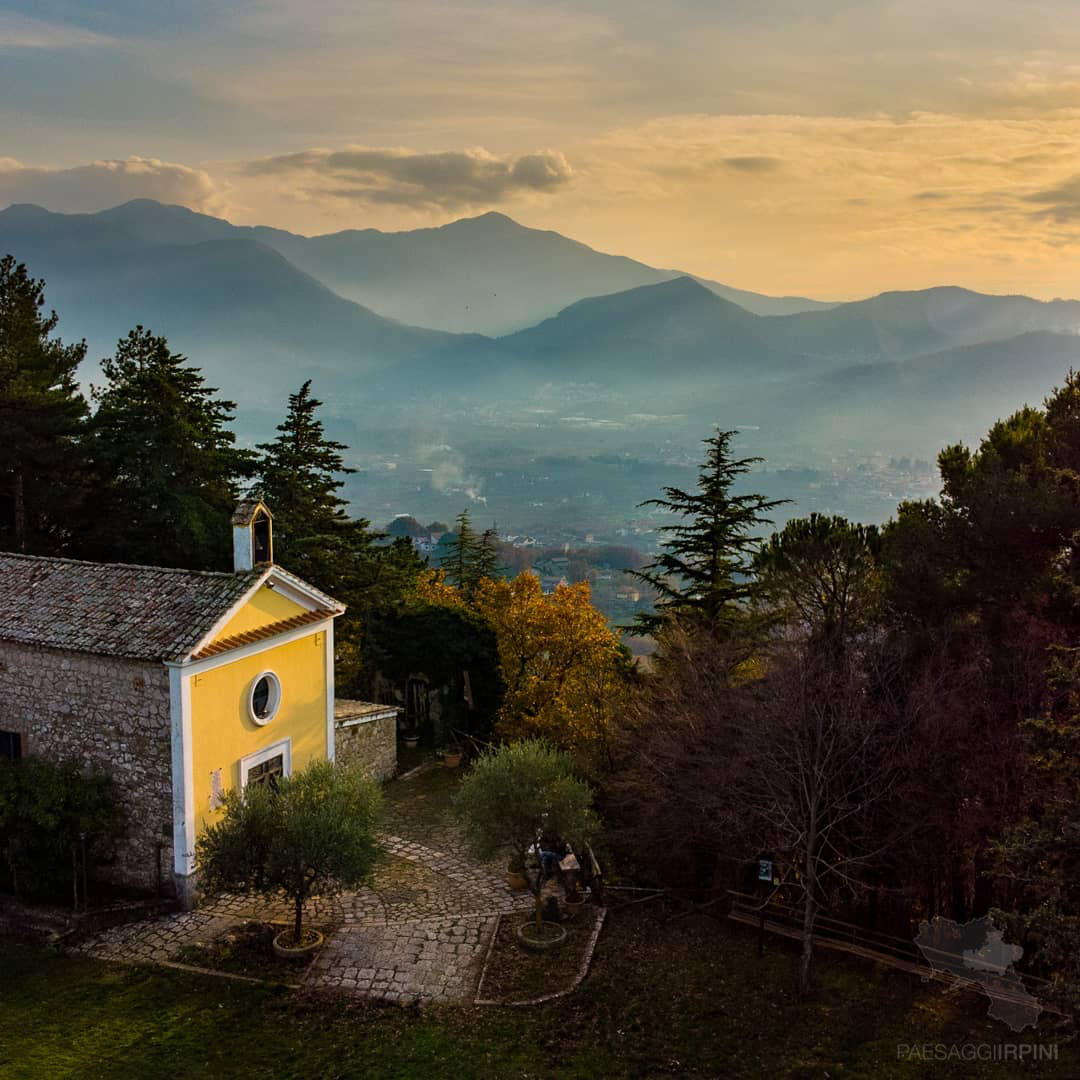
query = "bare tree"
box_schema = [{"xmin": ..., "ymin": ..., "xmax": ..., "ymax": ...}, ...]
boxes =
[
  {"xmin": 735, "ymin": 640, "xmax": 911, "ymax": 997},
  {"xmin": 605, "ymin": 622, "xmax": 753, "ymax": 887},
  {"xmin": 612, "ymin": 624, "xmax": 916, "ymax": 998}
]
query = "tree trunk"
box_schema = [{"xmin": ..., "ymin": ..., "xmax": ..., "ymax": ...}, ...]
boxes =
[
  {"xmin": 799, "ymin": 891, "xmax": 817, "ymax": 999},
  {"xmin": 13, "ymin": 466, "xmax": 26, "ymax": 551},
  {"xmin": 867, "ymin": 882, "xmax": 879, "ymax": 932},
  {"xmin": 972, "ymin": 852, "xmax": 994, "ymax": 918},
  {"xmin": 294, "ymin": 891, "xmax": 304, "ymax": 944},
  {"xmin": 800, "ymin": 783, "xmax": 820, "ymax": 1000},
  {"xmin": 951, "ymin": 857, "xmax": 967, "ymax": 921}
]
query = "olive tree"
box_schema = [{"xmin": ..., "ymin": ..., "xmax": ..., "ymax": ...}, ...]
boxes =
[
  {"xmin": 455, "ymin": 740, "xmax": 598, "ymax": 930},
  {"xmin": 197, "ymin": 760, "xmax": 382, "ymax": 945}
]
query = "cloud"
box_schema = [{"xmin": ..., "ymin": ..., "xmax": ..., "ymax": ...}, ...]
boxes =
[
  {"xmin": 1025, "ymin": 175, "xmax": 1080, "ymax": 223},
  {"xmin": 0, "ymin": 157, "xmax": 226, "ymax": 215},
  {"xmin": 241, "ymin": 145, "xmax": 573, "ymax": 210},
  {"xmin": 534, "ymin": 109, "xmax": 1080, "ymax": 300},
  {"xmin": 722, "ymin": 156, "xmax": 782, "ymax": 173},
  {"xmin": 0, "ymin": 13, "xmax": 112, "ymax": 49}
]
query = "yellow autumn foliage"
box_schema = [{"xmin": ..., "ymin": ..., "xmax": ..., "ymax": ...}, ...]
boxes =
[
  {"xmin": 413, "ymin": 567, "xmax": 467, "ymax": 611},
  {"xmin": 414, "ymin": 569, "xmax": 630, "ymax": 752}
]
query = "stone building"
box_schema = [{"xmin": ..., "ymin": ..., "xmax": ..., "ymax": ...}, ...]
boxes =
[
  {"xmin": 333, "ymin": 700, "xmax": 399, "ymax": 782},
  {"xmin": 0, "ymin": 502, "xmax": 396, "ymax": 904}
]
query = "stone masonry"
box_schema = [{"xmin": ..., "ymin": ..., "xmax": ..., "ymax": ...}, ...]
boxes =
[
  {"xmin": 0, "ymin": 641, "xmax": 174, "ymax": 896},
  {"xmin": 334, "ymin": 700, "xmax": 398, "ymax": 782}
]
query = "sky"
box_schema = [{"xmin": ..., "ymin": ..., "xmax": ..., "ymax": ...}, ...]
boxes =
[{"xmin": 5, "ymin": 1, "xmax": 1080, "ymax": 300}]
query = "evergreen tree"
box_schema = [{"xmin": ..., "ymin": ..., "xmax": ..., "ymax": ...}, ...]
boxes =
[
  {"xmin": 471, "ymin": 527, "xmax": 502, "ymax": 586},
  {"xmin": 340, "ymin": 535, "xmax": 428, "ymax": 697},
  {"xmin": 440, "ymin": 514, "xmax": 502, "ymax": 593},
  {"xmin": 81, "ymin": 327, "xmax": 254, "ymax": 569},
  {"xmin": 632, "ymin": 428, "xmax": 784, "ymax": 632},
  {"xmin": 753, "ymin": 513, "xmax": 881, "ymax": 655},
  {"xmin": 0, "ymin": 256, "xmax": 88, "ymax": 553},
  {"xmin": 443, "ymin": 509, "xmax": 478, "ymax": 588},
  {"xmin": 254, "ymin": 381, "xmax": 425, "ymax": 696},
  {"xmin": 254, "ymin": 380, "xmax": 368, "ymax": 592}
]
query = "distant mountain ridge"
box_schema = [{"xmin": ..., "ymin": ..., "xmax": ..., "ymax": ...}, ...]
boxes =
[
  {"xmin": 2, "ymin": 198, "xmax": 1080, "ymax": 459},
  {"xmin": 764, "ymin": 285, "xmax": 1080, "ymax": 362},
  {"xmin": 450, "ymin": 275, "xmax": 1080, "ymax": 393},
  {"xmin": 250, "ymin": 209, "xmax": 836, "ymax": 331},
  {"xmin": 0, "ymin": 201, "xmax": 476, "ymax": 406},
  {"xmin": 496, "ymin": 276, "xmax": 777, "ymax": 380},
  {"xmin": 0, "ymin": 199, "xmax": 830, "ymax": 334}
]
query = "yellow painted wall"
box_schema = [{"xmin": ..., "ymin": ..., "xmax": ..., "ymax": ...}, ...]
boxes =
[
  {"xmin": 190, "ymin": 628, "xmax": 329, "ymax": 839},
  {"xmin": 211, "ymin": 583, "xmax": 309, "ymax": 642}
]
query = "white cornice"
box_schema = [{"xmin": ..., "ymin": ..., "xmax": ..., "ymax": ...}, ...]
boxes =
[
  {"xmin": 168, "ymin": 617, "xmax": 335, "ymax": 676},
  {"xmin": 181, "ymin": 565, "xmax": 344, "ymax": 664}
]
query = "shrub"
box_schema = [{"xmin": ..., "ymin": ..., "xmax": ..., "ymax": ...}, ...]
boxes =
[
  {"xmin": 455, "ymin": 740, "xmax": 598, "ymax": 929},
  {"xmin": 196, "ymin": 760, "xmax": 382, "ymax": 944},
  {"xmin": 0, "ymin": 756, "xmax": 122, "ymax": 903}
]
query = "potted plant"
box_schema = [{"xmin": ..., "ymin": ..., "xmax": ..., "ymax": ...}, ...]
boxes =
[
  {"xmin": 505, "ymin": 853, "xmax": 528, "ymax": 891},
  {"xmin": 271, "ymin": 924, "xmax": 325, "ymax": 958},
  {"xmin": 442, "ymin": 735, "xmax": 463, "ymax": 768},
  {"xmin": 455, "ymin": 739, "xmax": 598, "ymax": 951},
  {"xmin": 197, "ymin": 760, "xmax": 382, "ymax": 961},
  {"xmin": 562, "ymin": 879, "xmax": 588, "ymax": 921}
]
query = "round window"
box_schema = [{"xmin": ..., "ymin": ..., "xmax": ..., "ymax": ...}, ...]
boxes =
[{"xmin": 248, "ymin": 671, "xmax": 281, "ymax": 725}]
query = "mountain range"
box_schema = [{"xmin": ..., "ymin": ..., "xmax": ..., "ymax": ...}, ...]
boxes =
[
  {"xmin": 0, "ymin": 199, "xmax": 828, "ymax": 337},
  {"xmin": 2, "ymin": 198, "xmax": 1079, "ymax": 458}
]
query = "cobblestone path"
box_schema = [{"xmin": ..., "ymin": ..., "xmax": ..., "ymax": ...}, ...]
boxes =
[
  {"xmin": 78, "ymin": 763, "xmax": 530, "ymax": 1003},
  {"xmin": 307, "ymin": 914, "xmax": 498, "ymax": 1003}
]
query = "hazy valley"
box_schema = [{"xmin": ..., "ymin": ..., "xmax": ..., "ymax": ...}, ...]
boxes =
[{"xmin": 4, "ymin": 198, "xmax": 1079, "ymax": 565}]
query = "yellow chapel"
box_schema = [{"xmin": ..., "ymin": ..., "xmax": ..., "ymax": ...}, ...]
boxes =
[{"xmin": 0, "ymin": 501, "xmax": 394, "ymax": 906}]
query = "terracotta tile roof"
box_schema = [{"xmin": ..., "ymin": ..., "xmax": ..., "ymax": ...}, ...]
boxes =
[
  {"xmin": 190, "ymin": 608, "xmax": 336, "ymax": 660},
  {"xmin": 0, "ymin": 552, "xmax": 263, "ymax": 662}
]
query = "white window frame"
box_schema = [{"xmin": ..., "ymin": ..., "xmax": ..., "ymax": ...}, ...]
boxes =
[
  {"xmin": 239, "ymin": 737, "xmax": 292, "ymax": 789},
  {"xmin": 248, "ymin": 670, "xmax": 282, "ymax": 726}
]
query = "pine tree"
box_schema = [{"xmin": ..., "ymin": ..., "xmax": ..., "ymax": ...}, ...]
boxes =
[
  {"xmin": 443, "ymin": 509, "xmax": 478, "ymax": 589},
  {"xmin": 81, "ymin": 327, "xmax": 254, "ymax": 569},
  {"xmin": 753, "ymin": 513, "xmax": 881, "ymax": 653},
  {"xmin": 254, "ymin": 380, "xmax": 369, "ymax": 592},
  {"xmin": 254, "ymin": 381, "xmax": 426, "ymax": 696},
  {"xmin": 0, "ymin": 256, "xmax": 88, "ymax": 553},
  {"xmin": 471, "ymin": 527, "xmax": 503, "ymax": 585},
  {"xmin": 442, "ymin": 516, "xmax": 502, "ymax": 594},
  {"xmin": 632, "ymin": 428, "xmax": 784, "ymax": 632}
]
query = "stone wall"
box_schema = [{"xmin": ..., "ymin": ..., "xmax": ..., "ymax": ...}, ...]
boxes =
[
  {"xmin": 334, "ymin": 705, "xmax": 398, "ymax": 783},
  {"xmin": 0, "ymin": 641, "xmax": 174, "ymax": 896}
]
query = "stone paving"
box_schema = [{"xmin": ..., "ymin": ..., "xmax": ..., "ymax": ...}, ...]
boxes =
[
  {"xmin": 307, "ymin": 914, "xmax": 498, "ymax": 1003},
  {"xmin": 74, "ymin": 909, "xmax": 240, "ymax": 965},
  {"xmin": 77, "ymin": 761, "xmax": 531, "ymax": 1003}
]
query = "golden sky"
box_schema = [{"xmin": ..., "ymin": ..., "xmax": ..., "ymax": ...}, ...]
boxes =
[{"xmin": 5, "ymin": 1, "xmax": 1080, "ymax": 300}]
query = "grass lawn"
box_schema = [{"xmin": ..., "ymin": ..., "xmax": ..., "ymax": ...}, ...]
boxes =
[{"xmin": 2, "ymin": 906, "xmax": 1072, "ymax": 1079}]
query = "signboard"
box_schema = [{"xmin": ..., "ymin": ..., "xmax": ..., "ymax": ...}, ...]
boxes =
[{"xmin": 758, "ymin": 859, "xmax": 772, "ymax": 882}]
